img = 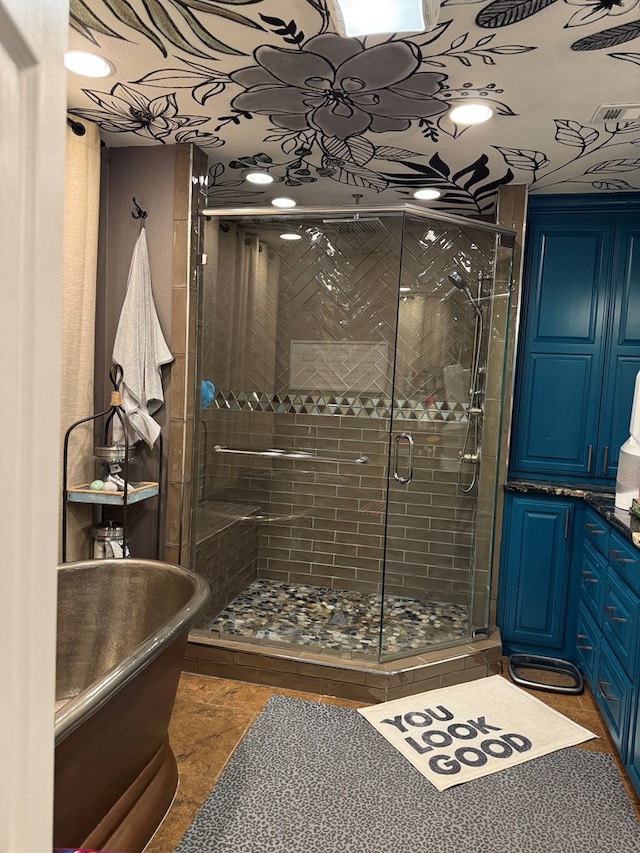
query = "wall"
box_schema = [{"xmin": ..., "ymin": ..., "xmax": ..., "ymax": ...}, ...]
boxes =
[
  {"xmin": 489, "ymin": 185, "xmax": 529, "ymax": 626},
  {"xmin": 95, "ymin": 145, "xmax": 184, "ymax": 559},
  {"xmin": 166, "ymin": 145, "xmax": 209, "ymax": 565}
]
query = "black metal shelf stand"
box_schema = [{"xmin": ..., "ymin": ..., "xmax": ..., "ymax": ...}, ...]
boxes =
[{"xmin": 61, "ymin": 365, "xmax": 163, "ymax": 562}]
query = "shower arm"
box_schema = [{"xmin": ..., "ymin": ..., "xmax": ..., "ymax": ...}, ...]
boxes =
[{"xmin": 213, "ymin": 445, "xmax": 369, "ymax": 464}]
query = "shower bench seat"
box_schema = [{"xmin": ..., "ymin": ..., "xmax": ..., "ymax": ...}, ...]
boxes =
[{"xmin": 194, "ymin": 501, "xmax": 261, "ymax": 630}]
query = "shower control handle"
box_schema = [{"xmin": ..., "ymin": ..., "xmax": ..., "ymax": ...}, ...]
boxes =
[{"xmin": 393, "ymin": 433, "xmax": 414, "ymax": 485}]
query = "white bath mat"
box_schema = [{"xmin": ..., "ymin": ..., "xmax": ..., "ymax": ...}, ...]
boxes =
[{"xmin": 358, "ymin": 674, "xmax": 597, "ymax": 791}]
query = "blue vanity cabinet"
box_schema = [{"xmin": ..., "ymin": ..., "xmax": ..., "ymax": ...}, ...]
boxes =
[
  {"xmin": 575, "ymin": 517, "xmax": 640, "ymax": 772},
  {"xmin": 509, "ymin": 213, "xmax": 613, "ymax": 480},
  {"xmin": 499, "ymin": 493, "xmax": 575, "ymax": 656},
  {"xmin": 595, "ymin": 639, "xmax": 633, "ymax": 757},
  {"xmin": 582, "ymin": 506, "xmax": 610, "ymax": 555},
  {"xmin": 612, "ymin": 524, "xmax": 640, "ymax": 788},
  {"xmin": 574, "ymin": 510, "xmax": 607, "ymax": 678},
  {"xmin": 598, "ymin": 222, "xmax": 640, "ymax": 478},
  {"xmin": 601, "ymin": 567, "xmax": 639, "ymax": 680},
  {"xmin": 627, "ymin": 691, "xmax": 640, "ymax": 793},
  {"xmin": 509, "ymin": 199, "xmax": 640, "ymax": 484},
  {"xmin": 578, "ymin": 539, "xmax": 606, "ymax": 621},
  {"xmin": 575, "ymin": 601, "xmax": 600, "ymax": 684}
]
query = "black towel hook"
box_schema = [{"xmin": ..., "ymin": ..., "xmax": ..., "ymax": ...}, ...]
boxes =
[{"xmin": 132, "ymin": 197, "xmax": 147, "ymax": 226}]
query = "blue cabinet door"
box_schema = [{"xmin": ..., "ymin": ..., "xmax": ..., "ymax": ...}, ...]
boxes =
[
  {"xmin": 598, "ymin": 222, "xmax": 640, "ymax": 478},
  {"xmin": 575, "ymin": 601, "xmax": 600, "ymax": 685},
  {"xmin": 626, "ymin": 694, "xmax": 640, "ymax": 795},
  {"xmin": 510, "ymin": 216, "xmax": 613, "ymax": 479},
  {"xmin": 595, "ymin": 639, "xmax": 633, "ymax": 759},
  {"xmin": 499, "ymin": 494, "xmax": 573, "ymax": 652}
]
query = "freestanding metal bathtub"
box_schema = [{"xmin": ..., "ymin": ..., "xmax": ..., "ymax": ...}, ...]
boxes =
[{"xmin": 54, "ymin": 559, "xmax": 210, "ymax": 852}]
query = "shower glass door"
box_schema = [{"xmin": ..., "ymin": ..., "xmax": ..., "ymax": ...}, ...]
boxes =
[
  {"xmin": 380, "ymin": 214, "xmax": 514, "ymax": 660},
  {"xmin": 193, "ymin": 211, "xmax": 403, "ymax": 659},
  {"xmin": 192, "ymin": 206, "xmax": 513, "ymax": 663}
]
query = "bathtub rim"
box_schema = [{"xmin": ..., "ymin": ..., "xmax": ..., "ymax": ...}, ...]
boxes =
[{"xmin": 55, "ymin": 558, "xmax": 210, "ymax": 746}]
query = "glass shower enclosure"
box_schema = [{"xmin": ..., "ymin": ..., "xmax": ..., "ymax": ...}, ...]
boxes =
[{"xmin": 190, "ymin": 205, "xmax": 514, "ymax": 662}]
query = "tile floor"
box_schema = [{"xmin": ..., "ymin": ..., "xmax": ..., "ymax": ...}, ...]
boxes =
[
  {"xmin": 204, "ymin": 578, "xmax": 469, "ymax": 656},
  {"xmin": 145, "ymin": 660, "xmax": 640, "ymax": 853}
]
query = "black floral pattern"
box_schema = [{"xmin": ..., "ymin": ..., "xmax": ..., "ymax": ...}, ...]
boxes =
[
  {"xmin": 475, "ymin": 0, "xmax": 640, "ymax": 51},
  {"xmin": 68, "ymin": 83, "xmax": 209, "ymax": 143},
  {"xmin": 564, "ymin": 0, "xmax": 640, "ymax": 27},
  {"xmin": 69, "ymin": 0, "xmax": 264, "ymax": 58},
  {"xmin": 230, "ymin": 35, "xmax": 448, "ymax": 140},
  {"xmin": 65, "ymin": 0, "xmax": 640, "ymax": 211},
  {"xmin": 494, "ymin": 118, "xmax": 640, "ymax": 191}
]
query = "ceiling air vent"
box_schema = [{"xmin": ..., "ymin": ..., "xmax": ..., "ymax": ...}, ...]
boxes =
[{"xmin": 591, "ymin": 104, "xmax": 640, "ymax": 122}]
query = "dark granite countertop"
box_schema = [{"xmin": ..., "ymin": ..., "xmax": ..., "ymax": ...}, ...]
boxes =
[{"xmin": 505, "ymin": 479, "xmax": 640, "ymax": 550}]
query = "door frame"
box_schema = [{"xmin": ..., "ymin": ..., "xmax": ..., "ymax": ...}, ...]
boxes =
[{"xmin": 0, "ymin": 1, "xmax": 68, "ymax": 849}]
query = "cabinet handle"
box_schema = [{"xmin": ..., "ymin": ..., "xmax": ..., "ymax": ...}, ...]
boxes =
[
  {"xmin": 581, "ymin": 570, "xmax": 598, "ymax": 584},
  {"xmin": 597, "ymin": 681, "xmax": 620, "ymax": 702},
  {"xmin": 575, "ymin": 634, "xmax": 593, "ymax": 650},
  {"xmin": 586, "ymin": 445, "xmax": 593, "ymax": 473},
  {"xmin": 608, "ymin": 549, "xmax": 634, "ymax": 564},
  {"xmin": 584, "ymin": 522, "xmax": 604, "ymax": 535},
  {"xmin": 601, "ymin": 446, "xmax": 609, "ymax": 475},
  {"xmin": 564, "ymin": 508, "xmax": 570, "ymax": 539},
  {"xmin": 604, "ymin": 605, "xmax": 628, "ymax": 623}
]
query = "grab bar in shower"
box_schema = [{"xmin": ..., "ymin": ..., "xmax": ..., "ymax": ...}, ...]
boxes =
[{"xmin": 213, "ymin": 445, "xmax": 369, "ymax": 464}]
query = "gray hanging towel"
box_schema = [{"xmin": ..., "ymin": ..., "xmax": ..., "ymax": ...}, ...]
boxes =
[{"xmin": 112, "ymin": 226, "xmax": 173, "ymax": 447}]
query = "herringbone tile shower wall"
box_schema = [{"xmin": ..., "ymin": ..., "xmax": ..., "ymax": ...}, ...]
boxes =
[{"xmin": 197, "ymin": 217, "xmax": 495, "ymax": 612}]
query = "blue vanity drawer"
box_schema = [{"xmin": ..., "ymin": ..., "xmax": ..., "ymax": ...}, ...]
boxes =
[
  {"xmin": 595, "ymin": 639, "xmax": 632, "ymax": 758},
  {"xmin": 583, "ymin": 508, "xmax": 610, "ymax": 557},
  {"xmin": 575, "ymin": 601, "xmax": 600, "ymax": 685},
  {"xmin": 608, "ymin": 530, "xmax": 640, "ymax": 595},
  {"xmin": 601, "ymin": 569, "xmax": 639, "ymax": 676},
  {"xmin": 580, "ymin": 540, "xmax": 606, "ymax": 621}
]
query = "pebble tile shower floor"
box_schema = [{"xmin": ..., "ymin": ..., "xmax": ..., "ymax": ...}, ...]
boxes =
[{"xmin": 207, "ymin": 579, "xmax": 468, "ymax": 655}]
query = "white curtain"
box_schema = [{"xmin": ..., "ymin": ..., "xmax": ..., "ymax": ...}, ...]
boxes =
[{"xmin": 60, "ymin": 118, "xmax": 101, "ymax": 561}]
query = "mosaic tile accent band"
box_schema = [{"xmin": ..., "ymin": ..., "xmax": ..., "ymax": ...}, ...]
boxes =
[{"xmin": 211, "ymin": 390, "xmax": 470, "ymax": 423}]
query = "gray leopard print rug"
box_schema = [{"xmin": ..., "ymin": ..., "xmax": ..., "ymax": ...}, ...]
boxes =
[{"xmin": 174, "ymin": 694, "xmax": 640, "ymax": 853}]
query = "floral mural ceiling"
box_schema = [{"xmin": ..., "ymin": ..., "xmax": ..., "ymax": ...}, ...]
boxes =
[{"xmin": 66, "ymin": 0, "xmax": 640, "ymax": 216}]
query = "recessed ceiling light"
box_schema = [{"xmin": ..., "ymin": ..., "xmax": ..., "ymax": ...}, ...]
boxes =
[
  {"xmin": 280, "ymin": 233, "xmax": 302, "ymax": 241},
  {"xmin": 64, "ymin": 50, "xmax": 114, "ymax": 78},
  {"xmin": 246, "ymin": 171, "xmax": 274, "ymax": 185},
  {"xmin": 271, "ymin": 197, "xmax": 297, "ymax": 208},
  {"xmin": 413, "ymin": 188, "xmax": 441, "ymax": 201},
  {"xmin": 448, "ymin": 103, "xmax": 493, "ymax": 125}
]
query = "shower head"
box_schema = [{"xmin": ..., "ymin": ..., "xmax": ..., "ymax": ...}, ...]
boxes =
[
  {"xmin": 445, "ymin": 270, "xmax": 483, "ymax": 318},
  {"xmin": 321, "ymin": 215, "xmax": 384, "ymax": 236},
  {"xmin": 448, "ymin": 270, "xmax": 468, "ymax": 290}
]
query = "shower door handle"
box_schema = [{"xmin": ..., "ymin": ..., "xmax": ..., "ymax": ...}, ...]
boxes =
[{"xmin": 393, "ymin": 433, "xmax": 414, "ymax": 484}]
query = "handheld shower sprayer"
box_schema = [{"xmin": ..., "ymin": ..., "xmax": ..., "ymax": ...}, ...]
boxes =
[
  {"xmin": 448, "ymin": 269, "xmax": 470, "ymax": 293},
  {"xmin": 446, "ymin": 269, "xmax": 485, "ymax": 493},
  {"xmin": 447, "ymin": 270, "xmax": 482, "ymax": 319}
]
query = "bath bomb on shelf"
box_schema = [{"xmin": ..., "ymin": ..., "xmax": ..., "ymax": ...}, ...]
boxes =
[
  {"xmin": 102, "ymin": 480, "xmax": 118, "ymax": 492},
  {"xmin": 89, "ymin": 480, "xmax": 104, "ymax": 490}
]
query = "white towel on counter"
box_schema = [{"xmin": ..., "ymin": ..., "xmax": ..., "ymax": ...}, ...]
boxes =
[{"xmin": 112, "ymin": 227, "xmax": 173, "ymax": 448}]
